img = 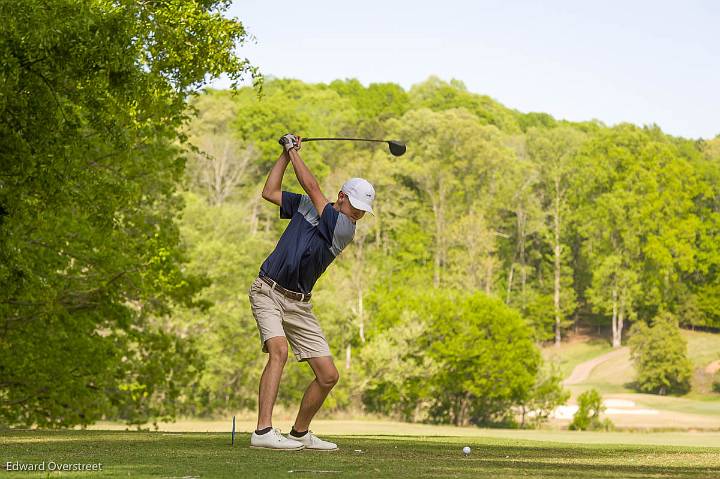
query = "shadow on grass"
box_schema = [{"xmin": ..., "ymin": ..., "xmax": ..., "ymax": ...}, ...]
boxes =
[
  {"xmin": 623, "ymin": 380, "xmax": 694, "ymax": 397},
  {"xmin": 2, "ymin": 430, "xmax": 719, "ymax": 478}
]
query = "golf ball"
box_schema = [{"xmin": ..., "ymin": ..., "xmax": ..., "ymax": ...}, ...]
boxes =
[{"xmin": 463, "ymin": 446, "xmax": 471, "ymax": 455}]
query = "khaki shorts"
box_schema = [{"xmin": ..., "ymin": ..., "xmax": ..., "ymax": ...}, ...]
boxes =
[{"xmin": 248, "ymin": 277, "xmax": 331, "ymax": 361}]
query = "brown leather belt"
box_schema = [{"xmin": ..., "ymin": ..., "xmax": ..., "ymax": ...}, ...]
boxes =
[{"xmin": 260, "ymin": 276, "xmax": 311, "ymax": 303}]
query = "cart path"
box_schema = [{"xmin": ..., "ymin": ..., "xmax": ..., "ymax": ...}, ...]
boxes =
[
  {"xmin": 563, "ymin": 347, "xmax": 629, "ymax": 385},
  {"xmin": 706, "ymin": 360, "xmax": 720, "ymax": 375}
]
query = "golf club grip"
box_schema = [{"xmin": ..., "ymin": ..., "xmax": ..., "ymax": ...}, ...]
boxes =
[{"xmin": 301, "ymin": 137, "xmax": 386, "ymax": 143}]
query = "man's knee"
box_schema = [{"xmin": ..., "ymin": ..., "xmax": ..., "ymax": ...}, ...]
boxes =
[
  {"xmin": 317, "ymin": 368, "xmax": 339, "ymax": 389},
  {"xmin": 266, "ymin": 338, "xmax": 288, "ymax": 364}
]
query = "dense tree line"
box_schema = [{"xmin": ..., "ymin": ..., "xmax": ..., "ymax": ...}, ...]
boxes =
[{"xmin": 174, "ymin": 78, "xmax": 719, "ymax": 423}]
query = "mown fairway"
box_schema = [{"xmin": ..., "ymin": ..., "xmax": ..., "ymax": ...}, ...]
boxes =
[{"xmin": 2, "ymin": 430, "xmax": 720, "ymax": 478}]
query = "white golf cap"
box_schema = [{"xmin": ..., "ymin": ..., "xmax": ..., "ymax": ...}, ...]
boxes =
[{"xmin": 341, "ymin": 178, "xmax": 375, "ymax": 214}]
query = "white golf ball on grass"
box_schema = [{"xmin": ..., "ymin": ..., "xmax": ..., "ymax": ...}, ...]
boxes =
[{"xmin": 463, "ymin": 446, "xmax": 471, "ymax": 456}]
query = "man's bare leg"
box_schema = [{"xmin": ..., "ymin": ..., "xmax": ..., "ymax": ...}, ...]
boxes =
[
  {"xmin": 256, "ymin": 337, "xmax": 288, "ymax": 430},
  {"xmin": 292, "ymin": 356, "xmax": 339, "ymax": 432}
]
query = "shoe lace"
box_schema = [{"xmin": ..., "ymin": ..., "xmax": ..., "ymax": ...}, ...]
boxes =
[{"xmin": 273, "ymin": 428, "xmax": 283, "ymax": 441}]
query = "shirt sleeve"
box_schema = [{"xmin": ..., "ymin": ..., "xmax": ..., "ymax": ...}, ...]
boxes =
[
  {"xmin": 280, "ymin": 191, "xmax": 302, "ymax": 219},
  {"xmin": 318, "ymin": 205, "xmax": 356, "ymax": 256}
]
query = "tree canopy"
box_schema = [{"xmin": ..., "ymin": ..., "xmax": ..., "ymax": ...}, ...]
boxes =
[{"xmin": 0, "ymin": 0, "xmax": 255, "ymax": 427}]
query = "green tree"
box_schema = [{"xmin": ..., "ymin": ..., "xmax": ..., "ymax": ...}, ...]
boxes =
[
  {"xmin": 447, "ymin": 207, "xmax": 500, "ymax": 294},
  {"xmin": 526, "ymin": 127, "xmax": 585, "ymax": 344},
  {"xmin": 569, "ymin": 389, "xmax": 613, "ymax": 431},
  {"xmin": 364, "ymin": 288, "xmax": 541, "ymax": 426},
  {"xmin": 172, "ymin": 192, "xmax": 272, "ymax": 414},
  {"xmin": 231, "ymin": 79, "xmax": 355, "ymax": 167},
  {"xmin": 688, "ymin": 137, "xmax": 720, "ymax": 328},
  {"xmin": 388, "ymin": 108, "xmax": 513, "ymax": 288},
  {"xmin": 409, "ymin": 76, "xmax": 522, "ymax": 132},
  {"xmin": 185, "ymin": 91, "xmax": 259, "ymax": 205},
  {"xmin": 329, "ymin": 79, "xmax": 410, "ymax": 121},
  {"xmin": 500, "ymin": 134, "xmax": 546, "ymax": 336},
  {"xmin": 427, "ymin": 291, "xmax": 541, "ymax": 426},
  {"xmin": 628, "ymin": 313, "xmax": 693, "ymax": 395},
  {"xmin": 359, "ymin": 309, "xmax": 437, "ymax": 421},
  {"xmin": 0, "ymin": 0, "xmax": 255, "ymax": 427},
  {"xmin": 572, "ymin": 125, "xmax": 704, "ymax": 347}
]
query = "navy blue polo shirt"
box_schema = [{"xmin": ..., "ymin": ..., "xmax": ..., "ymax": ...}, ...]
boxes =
[{"xmin": 259, "ymin": 191, "xmax": 356, "ymax": 294}]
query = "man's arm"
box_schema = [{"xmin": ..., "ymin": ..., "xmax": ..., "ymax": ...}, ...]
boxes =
[
  {"xmin": 287, "ymin": 146, "xmax": 329, "ymax": 215},
  {"xmin": 261, "ymin": 151, "xmax": 291, "ymax": 206}
]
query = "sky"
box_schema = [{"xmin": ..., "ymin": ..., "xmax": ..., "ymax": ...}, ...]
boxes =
[{"xmin": 221, "ymin": 0, "xmax": 719, "ymax": 139}]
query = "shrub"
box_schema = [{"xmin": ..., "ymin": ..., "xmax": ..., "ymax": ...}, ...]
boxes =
[
  {"xmin": 569, "ymin": 389, "xmax": 614, "ymax": 431},
  {"xmin": 628, "ymin": 313, "xmax": 693, "ymax": 395}
]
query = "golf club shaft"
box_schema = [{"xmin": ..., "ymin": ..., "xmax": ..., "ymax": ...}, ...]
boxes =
[
  {"xmin": 294, "ymin": 136, "xmax": 406, "ymax": 157},
  {"xmin": 301, "ymin": 137, "xmax": 388, "ymax": 143}
]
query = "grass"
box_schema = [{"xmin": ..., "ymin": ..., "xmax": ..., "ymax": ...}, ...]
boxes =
[
  {"xmin": 542, "ymin": 338, "xmax": 613, "ymax": 378},
  {"xmin": 685, "ymin": 329, "xmax": 720, "ymax": 368},
  {"xmin": 545, "ymin": 330, "xmax": 720, "ymax": 389},
  {"xmin": 86, "ymin": 418, "xmax": 720, "ymax": 446},
  {"xmin": 544, "ymin": 329, "xmax": 720, "ymax": 429},
  {"xmin": 2, "ymin": 429, "xmax": 720, "ymax": 478},
  {"xmin": 625, "ymin": 393, "xmax": 720, "ymax": 417},
  {"xmin": 573, "ymin": 330, "xmax": 720, "ymax": 397},
  {"xmin": 580, "ymin": 347, "xmax": 634, "ymax": 390}
]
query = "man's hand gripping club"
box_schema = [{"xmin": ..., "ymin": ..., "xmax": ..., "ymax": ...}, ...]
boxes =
[{"xmin": 262, "ymin": 133, "xmax": 329, "ymax": 215}]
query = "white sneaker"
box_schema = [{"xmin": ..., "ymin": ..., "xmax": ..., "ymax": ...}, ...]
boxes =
[
  {"xmin": 250, "ymin": 428, "xmax": 304, "ymax": 450},
  {"xmin": 288, "ymin": 431, "xmax": 338, "ymax": 451}
]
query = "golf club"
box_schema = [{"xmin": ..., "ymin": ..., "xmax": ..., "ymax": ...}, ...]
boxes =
[{"xmin": 282, "ymin": 136, "xmax": 407, "ymax": 157}]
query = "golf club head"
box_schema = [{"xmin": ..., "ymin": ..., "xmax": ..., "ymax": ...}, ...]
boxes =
[{"xmin": 388, "ymin": 141, "xmax": 406, "ymax": 157}]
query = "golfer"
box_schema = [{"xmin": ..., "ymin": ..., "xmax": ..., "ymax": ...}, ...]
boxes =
[{"xmin": 248, "ymin": 134, "xmax": 375, "ymax": 450}]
